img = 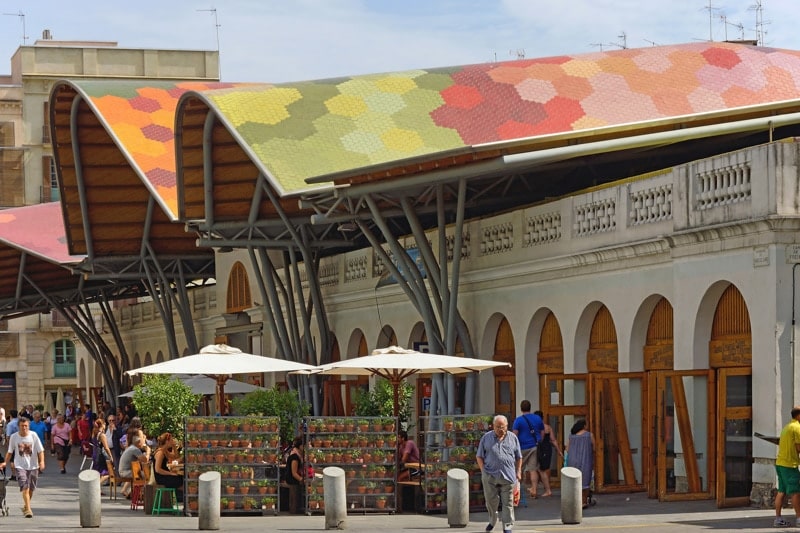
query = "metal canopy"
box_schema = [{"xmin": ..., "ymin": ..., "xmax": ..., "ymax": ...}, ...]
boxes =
[{"xmin": 49, "ymin": 81, "xmax": 222, "ymax": 359}]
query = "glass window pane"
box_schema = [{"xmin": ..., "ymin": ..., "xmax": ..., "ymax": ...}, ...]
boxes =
[{"xmin": 726, "ymin": 375, "xmax": 751, "ymax": 407}]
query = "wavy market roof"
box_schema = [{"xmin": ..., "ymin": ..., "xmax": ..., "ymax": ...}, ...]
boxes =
[
  {"xmin": 55, "ymin": 41, "xmax": 800, "ymax": 225},
  {"xmin": 178, "ymin": 41, "xmax": 800, "ymax": 196}
]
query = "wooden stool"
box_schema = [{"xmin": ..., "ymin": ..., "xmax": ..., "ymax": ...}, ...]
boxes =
[
  {"xmin": 397, "ymin": 481, "xmax": 422, "ymax": 512},
  {"xmin": 152, "ymin": 487, "xmax": 180, "ymax": 515}
]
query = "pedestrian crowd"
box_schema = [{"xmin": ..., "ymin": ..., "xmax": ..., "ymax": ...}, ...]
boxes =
[{"xmin": 0, "ymin": 399, "xmax": 146, "ymax": 517}]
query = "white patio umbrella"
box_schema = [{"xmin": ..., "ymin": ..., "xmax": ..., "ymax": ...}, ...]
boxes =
[
  {"xmin": 56, "ymin": 387, "xmax": 64, "ymax": 414},
  {"xmin": 314, "ymin": 345, "xmax": 512, "ymax": 416},
  {"xmin": 118, "ymin": 375, "xmax": 263, "ymax": 398},
  {"xmin": 126, "ymin": 344, "xmax": 315, "ymax": 414}
]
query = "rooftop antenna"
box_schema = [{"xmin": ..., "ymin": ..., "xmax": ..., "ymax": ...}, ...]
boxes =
[
  {"xmin": 719, "ymin": 14, "xmax": 745, "ymax": 41},
  {"xmin": 590, "ymin": 42, "xmax": 605, "ymax": 52},
  {"xmin": 702, "ymin": 0, "xmax": 721, "ymax": 41},
  {"xmin": 197, "ymin": 7, "xmax": 222, "ymax": 79},
  {"xmin": 2, "ymin": 10, "xmax": 27, "ymax": 45},
  {"xmin": 643, "ymin": 39, "xmax": 659, "ymax": 46},
  {"xmin": 607, "ymin": 31, "xmax": 627, "ymax": 50},
  {"xmin": 748, "ymin": 0, "xmax": 770, "ymax": 46},
  {"xmin": 509, "ymin": 48, "xmax": 525, "ymax": 60}
]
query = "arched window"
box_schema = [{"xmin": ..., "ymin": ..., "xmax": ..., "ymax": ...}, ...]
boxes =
[
  {"xmin": 54, "ymin": 339, "xmax": 76, "ymax": 377},
  {"xmin": 226, "ymin": 262, "xmax": 252, "ymax": 313}
]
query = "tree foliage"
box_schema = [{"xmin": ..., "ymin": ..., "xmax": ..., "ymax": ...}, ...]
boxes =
[
  {"xmin": 230, "ymin": 386, "xmax": 310, "ymax": 445},
  {"xmin": 353, "ymin": 378, "xmax": 413, "ymax": 427},
  {"xmin": 132, "ymin": 375, "xmax": 201, "ymax": 443}
]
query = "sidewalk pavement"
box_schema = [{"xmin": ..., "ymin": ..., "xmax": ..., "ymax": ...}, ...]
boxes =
[{"xmin": 0, "ymin": 447, "xmax": 784, "ymax": 532}]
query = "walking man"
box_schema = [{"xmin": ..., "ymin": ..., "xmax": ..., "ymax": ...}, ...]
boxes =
[
  {"xmin": 477, "ymin": 414, "xmax": 522, "ymax": 533},
  {"xmin": 774, "ymin": 406, "xmax": 800, "ymax": 528},
  {"xmin": 511, "ymin": 400, "xmax": 544, "ymax": 498},
  {"xmin": 0, "ymin": 417, "xmax": 45, "ymax": 518}
]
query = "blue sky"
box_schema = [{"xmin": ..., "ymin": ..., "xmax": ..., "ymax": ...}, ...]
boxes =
[{"xmin": 1, "ymin": 0, "xmax": 797, "ymax": 83}]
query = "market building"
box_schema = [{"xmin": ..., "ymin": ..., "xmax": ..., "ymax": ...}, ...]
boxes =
[{"xmin": 2, "ymin": 40, "xmax": 800, "ymax": 507}]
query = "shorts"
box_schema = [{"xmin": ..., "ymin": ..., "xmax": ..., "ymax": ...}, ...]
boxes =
[
  {"xmin": 776, "ymin": 465, "xmax": 800, "ymax": 495},
  {"xmin": 15, "ymin": 468, "xmax": 39, "ymax": 492},
  {"xmin": 521, "ymin": 447, "xmax": 540, "ymax": 473}
]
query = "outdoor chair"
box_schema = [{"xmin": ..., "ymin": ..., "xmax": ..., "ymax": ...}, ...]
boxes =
[
  {"xmin": 129, "ymin": 461, "xmax": 147, "ymax": 510},
  {"xmin": 106, "ymin": 459, "xmax": 132, "ymax": 500}
]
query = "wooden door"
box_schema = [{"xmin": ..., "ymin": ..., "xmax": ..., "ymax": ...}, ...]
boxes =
[
  {"xmin": 589, "ymin": 372, "xmax": 646, "ymax": 493},
  {"xmin": 648, "ymin": 370, "xmax": 714, "ymax": 501},
  {"xmin": 716, "ymin": 366, "xmax": 752, "ymax": 507},
  {"xmin": 539, "ymin": 373, "xmax": 589, "ymax": 486},
  {"xmin": 494, "ymin": 376, "xmax": 515, "ymax": 421}
]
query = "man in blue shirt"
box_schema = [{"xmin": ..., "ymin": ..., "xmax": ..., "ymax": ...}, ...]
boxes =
[
  {"xmin": 29, "ymin": 411, "xmax": 47, "ymax": 450},
  {"xmin": 477, "ymin": 415, "xmax": 522, "ymax": 533},
  {"xmin": 511, "ymin": 400, "xmax": 544, "ymax": 498},
  {"xmin": 5, "ymin": 409, "xmax": 19, "ymax": 439}
]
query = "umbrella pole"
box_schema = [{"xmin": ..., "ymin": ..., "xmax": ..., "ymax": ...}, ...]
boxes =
[
  {"xmin": 215, "ymin": 377, "xmax": 228, "ymax": 416},
  {"xmin": 393, "ymin": 381, "xmax": 400, "ymax": 417}
]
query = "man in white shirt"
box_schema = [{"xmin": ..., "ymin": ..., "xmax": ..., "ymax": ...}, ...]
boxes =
[{"xmin": 0, "ymin": 418, "xmax": 45, "ymax": 518}]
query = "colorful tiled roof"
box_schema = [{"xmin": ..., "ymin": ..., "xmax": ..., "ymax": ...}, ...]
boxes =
[
  {"xmin": 62, "ymin": 80, "xmax": 250, "ymax": 218},
  {"xmin": 0, "ymin": 202, "xmax": 82, "ymax": 264},
  {"xmin": 66, "ymin": 42, "xmax": 800, "ymax": 207},
  {"xmin": 187, "ymin": 42, "xmax": 800, "ymax": 194}
]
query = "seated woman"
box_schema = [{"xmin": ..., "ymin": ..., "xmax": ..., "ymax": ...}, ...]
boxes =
[{"xmin": 153, "ymin": 432, "xmax": 183, "ymax": 501}]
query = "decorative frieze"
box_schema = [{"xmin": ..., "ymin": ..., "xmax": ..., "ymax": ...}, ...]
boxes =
[
  {"xmin": 574, "ymin": 198, "xmax": 616, "ymax": 236},
  {"xmin": 695, "ymin": 163, "xmax": 751, "ymax": 210},
  {"xmin": 318, "ymin": 262, "xmax": 339, "ymax": 286},
  {"xmin": 630, "ymin": 185, "xmax": 672, "ymax": 225},
  {"xmin": 446, "ymin": 231, "xmax": 470, "ymax": 261},
  {"xmin": 373, "ymin": 249, "xmax": 392, "ymax": 278},
  {"xmin": 480, "ymin": 222, "xmax": 513, "ymax": 255},
  {"xmin": 523, "ymin": 213, "xmax": 561, "ymax": 247},
  {"xmin": 344, "ymin": 255, "xmax": 367, "ymax": 283}
]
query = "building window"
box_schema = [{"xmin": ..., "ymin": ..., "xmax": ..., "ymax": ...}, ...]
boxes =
[
  {"xmin": 226, "ymin": 262, "xmax": 252, "ymax": 313},
  {"xmin": 49, "ymin": 158, "xmax": 60, "ymax": 201},
  {"xmin": 54, "ymin": 339, "xmax": 76, "ymax": 378}
]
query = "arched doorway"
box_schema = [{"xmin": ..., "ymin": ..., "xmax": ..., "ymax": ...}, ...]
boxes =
[
  {"xmin": 537, "ymin": 311, "xmax": 570, "ymax": 489},
  {"xmin": 493, "ymin": 317, "xmax": 515, "ymax": 420},
  {"xmin": 710, "ymin": 285, "xmax": 752, "ymax": 507},
  {"xmin": 643, "ymin": 297, "xmax": 713, "ymax": 501},
  {"xmin": 588, "ymin": 305, "xmax": 645, "ymax": 494}
]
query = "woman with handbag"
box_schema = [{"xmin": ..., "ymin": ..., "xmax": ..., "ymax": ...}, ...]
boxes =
[
  {"xmin": 91, "ymin": 419, "xmax": 113, "ymax": 479},
  {"xmin": 51, "ymin": 414, "xmax": 72, "ymax": 474}
]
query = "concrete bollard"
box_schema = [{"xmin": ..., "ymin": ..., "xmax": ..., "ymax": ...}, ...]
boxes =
[
  {"xmin": 560, "ymin": 466, "xmax": 582, "ymax": 525},
  {"xmin": 198, "ymin": 470, "xmax": 221, "ymax": 530},
  {"xmin": 446, "ymin": 468, "xmax": 469, "ymax": 528},
  {"xmin": 323, "ymin": 466, "xmax": 347, "ymax": 530},
  {"xmin": 78, "ymin": 468, "xmax": 101, "ymax": 528}
]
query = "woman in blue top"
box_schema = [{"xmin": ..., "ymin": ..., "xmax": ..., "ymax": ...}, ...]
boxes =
[{"xmin": 566, "ymin": 418, "xmax": 595, "ymax": 508}]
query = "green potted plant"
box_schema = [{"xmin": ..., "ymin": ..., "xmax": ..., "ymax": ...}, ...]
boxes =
[
  {"xmin": 132, "ymin": 375, "xmax": 201, "ymax": 443},
  {"xmin": 230, "ymin": 386, "xmax": 310, "ymax": 445},
  {"xmin": 261, "ymin": 496, "xmax": 277, "ymax": 510},
  {"xmin": 242, "ymin": 497, "xmax": 257, "ymax": 510}
]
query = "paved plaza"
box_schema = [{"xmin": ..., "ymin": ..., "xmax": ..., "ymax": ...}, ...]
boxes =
[{"xmin": 0, "ymin": 446, "xmax": 783, "ymax": 532}]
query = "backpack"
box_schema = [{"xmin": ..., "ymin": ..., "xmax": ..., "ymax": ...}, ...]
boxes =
[{"xmin": 537, "ymin": 433, "xmax": 553, "ymax": 468}]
